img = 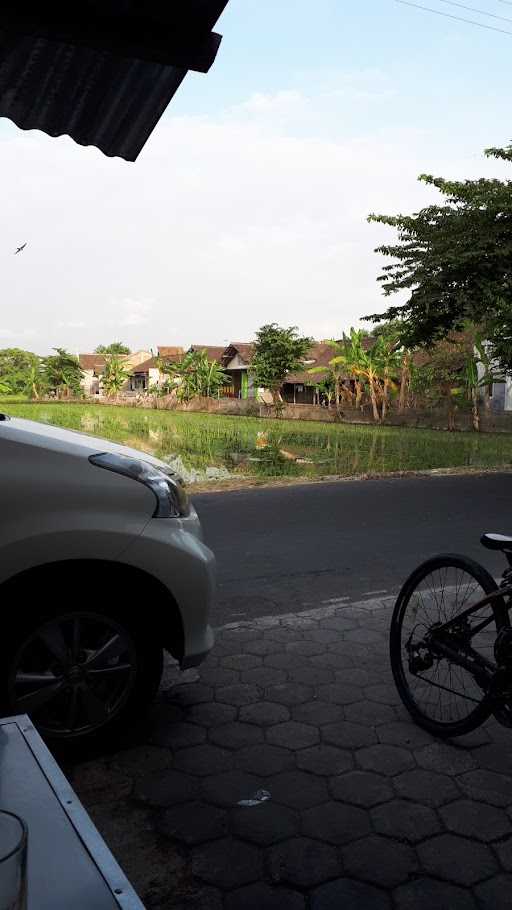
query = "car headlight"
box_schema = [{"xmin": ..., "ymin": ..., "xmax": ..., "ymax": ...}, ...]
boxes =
[{"xmin": 89, "ymin": 453, "xmax": 190, "ymax": 518}]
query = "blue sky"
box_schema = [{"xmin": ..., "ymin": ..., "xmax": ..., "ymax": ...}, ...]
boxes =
[{"xmin": 0, "ymin": 0, "xmax": 511, "ymax": 354}]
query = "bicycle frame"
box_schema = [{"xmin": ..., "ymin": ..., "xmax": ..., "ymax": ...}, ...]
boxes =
[{"xmin": 422, "ymin": 577, "xmax": 512, "ymax": 683}]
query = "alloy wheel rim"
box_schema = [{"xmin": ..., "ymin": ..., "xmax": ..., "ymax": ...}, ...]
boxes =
[{"xmin": 8, "ymin": 611, "xmax": 137, "ymax": 738}]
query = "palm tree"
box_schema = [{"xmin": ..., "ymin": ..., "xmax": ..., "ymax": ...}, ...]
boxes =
[{"xmin": 101, "ymin": 353, "xmax": 131, "ymax": 398}]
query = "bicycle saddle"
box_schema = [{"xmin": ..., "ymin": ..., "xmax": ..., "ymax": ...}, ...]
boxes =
[{"xmin": 481, "ymin": 533, "xmax": 512, "ymax": 552}]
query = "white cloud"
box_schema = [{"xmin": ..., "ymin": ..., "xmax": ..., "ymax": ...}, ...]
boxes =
[{"xmin": 0, "ymin": 70, "xmax": 509, "ymax": 355}]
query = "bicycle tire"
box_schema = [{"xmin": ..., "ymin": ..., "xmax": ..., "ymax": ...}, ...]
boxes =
[{"xmin": 390, "ymin": 553, "xmax": 507, "ymax": 738}]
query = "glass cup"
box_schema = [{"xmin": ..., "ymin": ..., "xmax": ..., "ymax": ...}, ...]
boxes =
[{"xmin": 0, "ymin": 811, "xmax": 27, "ymax": 910}]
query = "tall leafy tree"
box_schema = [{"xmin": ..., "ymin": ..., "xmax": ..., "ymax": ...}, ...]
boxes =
[
  {"xmin": 42, "ymin": 349, "xmax": 83, "ymax": 398},
  {"xmin": 0, "ymin": 348, "xmax": 40, "ymax": 393},
  {"xmin": 251, "ymin": 324, "xmax": 313, "ymax": 406},
  {"xmin": 94, "ymin": 342, "xmax": 131, "ymax": 355},
  {"xmin": 365, "ymin": 146, "xmax": 512, "ymax": 370}
]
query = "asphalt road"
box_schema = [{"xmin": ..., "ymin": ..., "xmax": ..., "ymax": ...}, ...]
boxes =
[{"xmin": 193, "ymin": 473, "xmax": 512, "ymax": 627}]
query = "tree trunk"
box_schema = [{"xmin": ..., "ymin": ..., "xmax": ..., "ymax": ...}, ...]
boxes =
[
  {"xmin": 398, "ymin": 354, "xmax": 410, "ymax": 412},
  {"xmin": 355, "ymin": 381, "xmax": 363, "ymax": 409},
  {"xmin": 471, "ymin": 388, "xmax": 480, "ymax": 432},
  {"xmin": 369, "ymin": 377, "xmax": 380, "ymax": 422},
  {"xmin": 381, "ymin": 376, "xmax": 390, "ymax": 421}
]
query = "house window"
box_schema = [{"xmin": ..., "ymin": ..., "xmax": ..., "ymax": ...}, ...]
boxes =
[{"xmin": 296, "ymin": 385, "xmax": 304, "ymax": 392}]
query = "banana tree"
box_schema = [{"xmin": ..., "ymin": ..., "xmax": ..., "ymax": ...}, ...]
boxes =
[
  {"xmin": 462, "ymin": 333, "xmax": 504, "ymax": 431},
  {"xmin": 101, "ymin": 353, "xmax": 131, "ymax": 398}
]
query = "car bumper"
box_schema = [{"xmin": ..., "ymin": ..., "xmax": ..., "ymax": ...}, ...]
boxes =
[{"xmin": 120, "ymin": 507, "xmax": 216, "ymax": 666}]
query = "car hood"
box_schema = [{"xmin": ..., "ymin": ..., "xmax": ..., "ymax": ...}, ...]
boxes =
[{"xmin": 1, "ymin": 415, "xmax": 178, "ymax": 475}]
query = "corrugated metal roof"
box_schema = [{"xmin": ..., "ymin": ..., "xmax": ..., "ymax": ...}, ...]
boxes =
[{"xmin": 0, "ymin": 2, "xmax": 229, "ymax": 161}]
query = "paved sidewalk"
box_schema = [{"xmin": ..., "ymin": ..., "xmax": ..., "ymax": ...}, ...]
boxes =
[{"xmin": 72, "ymin": 597, "xmax": 512, "ymax": 909}]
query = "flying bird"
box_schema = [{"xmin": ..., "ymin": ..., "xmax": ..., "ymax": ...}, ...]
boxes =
[{"xmin": 14, "ymin": 243, "xmax": 27, "ymax": 255}]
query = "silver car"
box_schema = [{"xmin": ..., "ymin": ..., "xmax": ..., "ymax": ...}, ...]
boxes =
[{"xmin": 0, "ymin": 412, "xmax": 215, "ymax": 743}]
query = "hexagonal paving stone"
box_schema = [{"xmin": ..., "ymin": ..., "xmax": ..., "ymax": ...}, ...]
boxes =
[
  {"xmin": 458, "ymin": 769, "xmax": 512, "ymax": 807},
  {"xmin": 286, "ymin": 640, "xmax": 327, "ymax": 656},
  {"xmin": 199, "ymin": 667, "xmax": 240, "ymax": 688},
  {"xmin": 371, "ymin": 799, "xmax": 441, "ymax": 843},
  {"xmin": 323, "ymin": 721, "xmax": 377, "ymax": 750},
  {"xmin": 216, "ymin": 684, "xmax": 262, "ymax": 707},
  {"xmin": 346, "ymin": 629, "xmax": 386, "ymax": 646},
  {"xmin": 265, "ymin": 652, "xmax": 308, "ymax": 671},
  {"xmin": 319, "ymin": 615, "xmax": 359, "ymax": 632},
  {"xmin": 221, "ymin": 654, "xmax": 263, "ymax": 671},
  {"xmin": 192, "ymin": 837, "xmax": 262, "ymax": 889},
  {"xmin": 291, "ymin": 701, "xmax": 344, "ymax": 726},
  {"xmin": 243, "ymin": 638, "xmax": 283, "ymax": 657},
  {"xmin": 209, "ymin": 722, "xmax": 264, "ymax": 751},
  {"xmin": 169, "ymin": 683, "xmax": 213, "ymax": 707},
  {"xmin": 311, "ymin": 652, "xmax": 358, "ymax": 671},
  {"xmin": 473, "ymin": 745, "xmax": 512, "ymax": 776},
  {"xmin": 317, "ymin": 683, "xmax": 363, "ymax": 705},
  {"xmin": 342, "ymin": 835, "xmax": 417, "ymax": 888},
  {"xmin": 393, "ymin": 768, "xmax": 461, "ymax": 807},
  {"xmin": 174, "ymin": 744, "xmax": 233, "ymax": 777},
  {"xmin": 225, "ymin": 883, "xmax": 305, "ymax": 910},
  {"xmin": 287, "ymin": 667, "xmax": 335, "ymax": 686},
  {"xmin": 188, "ymin": 702, "xmax": 238, "ymax": 727},
  {"xmin": 330, "ymin": 771, "xmax": 394, "ymax": 807},
  {"xmin": 267, "ymin": 721, "xmax": 319, "ymax": 750},
  {"xmin": 156, "ymin": 801, "xmax": 227, "ymax": 845},
  {"xmin": 149, "ymin": 721, "xmax": 207, "ymax": 750},
  {"xmin": 201, "ymin": 771, "xmax": 264, "ymax": 808},
  {"xmin": 356, "ymin": 744, "xmax": 414, "ymax": 776},
  {"xmin": 265, "ymin": 683, "xmax": 314, "ymax": 706},
  {"xmin": 310, "ymin": 629, "xmax": 341, "ymax": 644},
  {"xmin": 417, "ymin": 833, "xmax": 498, "ymax": 885},
  {"xmin": 394, "ymin": 878, "xmax": 478, "ymax": 910},
  {"xmin": 440, "ymin": 799, "xmax": 511, "ymax": 842},
  {"xmin": 235, "ymin": 744, "xmax": 295, "ymax": 776},
  {"xmin": 268, "ymin": 836, "xmax": 341, "ymax": 888},
  {"xmin": 364, "ymin": 684, "xmax": 401, "ymax": 706},
  {"xmin": 344, "ymin": 701, "xmax": 396, "ymax": 726},
  {"xmin": 172, "ymin": 886, "xmax": 223, "ymax": 910},
  {"xmin": 497, "ymin": 839, "xmax": 512, "ymax": 871},
  {"xmin": 269, "ymin": 769, "xmax": 329, "ymax": 810},
  {"xmin": 133, "ymin": 769, "xmax": 201, "ymax": 807},
  {"xmin": 239, "ymin": 702, "xmax": 291, "ymax": 726},
  {"xmin": 476, "ymin": 874, "xmax": 512, "ymax": 909},
  {"xmin": 230, "ymin": 802, "xmax": 299, "ymax": 845},
  {"xmin": 297, "ymin": 744, "xmax": 353, "ymax": 776},
  {"xmin": 311, "ymin": 877, "xmax": 391, "ymax": 910},
  {"xmin": 377, "ymin": 721, "xmax": 434, "ymax": 749},
  {"xmin": 109, "ymin": 745, "xmax": 170, "ymax": 779},
  {"xmin": 334, "ymin": 668, "xmax": 374, "ymax": 687},
  {"xmin": 222, "ymin": 629, "xmax": 263, "ymax": 645},
  {"xmin": 303, "ymin": 802, "xmax": 370, "ymax": 845},
  {"xmin": 414, "ymin": 743, "xmax": 477, "ymax": 775},
  {"xmin": 241, "ymin": 667, "xmax": 288, "ymax": 687}
]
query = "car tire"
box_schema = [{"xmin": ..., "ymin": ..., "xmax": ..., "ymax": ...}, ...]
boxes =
[{"xmin": 0, "ymin": 601, "xmax": 164, "ymax": 748}]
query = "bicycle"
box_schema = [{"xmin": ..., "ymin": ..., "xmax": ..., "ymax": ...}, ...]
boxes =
[{"xmin": 390, "ymin": 533, "xmax": 512, "ymax": 738}]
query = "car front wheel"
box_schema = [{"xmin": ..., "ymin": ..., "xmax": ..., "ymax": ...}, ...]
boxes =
[{"xmin": 1, "ymin": 608, "xmax": 163, "ymax": 744}]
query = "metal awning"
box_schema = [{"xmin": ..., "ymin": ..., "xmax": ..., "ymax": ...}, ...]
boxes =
[{"xmin": 0, "ymin": 1, "xmax": 229, "ymax": 161}]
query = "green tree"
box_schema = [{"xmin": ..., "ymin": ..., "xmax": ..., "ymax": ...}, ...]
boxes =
[
  {"xmin": 24, "ymin": 361, "xmax": 47, "ymax": 400},
  {"xmin": 42, "ymin": 349, "xmax": 83, "ymax": 398},
  {"xmin": 162, "ymin": 350, "xmax": 228, "ymax": 402},
  {"xmin": 365, "ymin": 145, "xmax": 512, "ymax": 370},
  {"xmin": 251, "ymin": 324, "xmax": 313, "ymax": 408},
  {"xmin": 0, "ymin": 377, "xmax": 11, "ymax": 395},
  {"xmin": 0, "ymin": 348, "xmax": 40, "ymax": 393},
  {"xmin": 95, "ymin": 342, "xmax": 131, "ymax": 355},
  {"xmin": 101, "ymin": 353, "xmax": 131, "ymax": 398}
]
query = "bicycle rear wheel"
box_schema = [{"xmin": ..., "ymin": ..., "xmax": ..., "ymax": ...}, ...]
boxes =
[{"xmin": 390, "ymin": 554, "xmax": 506, "ymax": 737}]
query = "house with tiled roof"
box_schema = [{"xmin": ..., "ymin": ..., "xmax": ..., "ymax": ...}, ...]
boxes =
[
  {"xmin": 188, "ymin": 345, "xmax": 227, "ymax": 363},
  {"xmin": 221, "ymin": 342, "xmax": 256, "ymax": 399},
  {"xmin": 78, "ymin": 353, "xmax": 106, "ymax": 396}
]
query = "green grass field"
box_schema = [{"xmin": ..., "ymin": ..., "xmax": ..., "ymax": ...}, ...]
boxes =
[{"xmin": 3, "ymin": 400, "xmax": 512, "ymax": 484}]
